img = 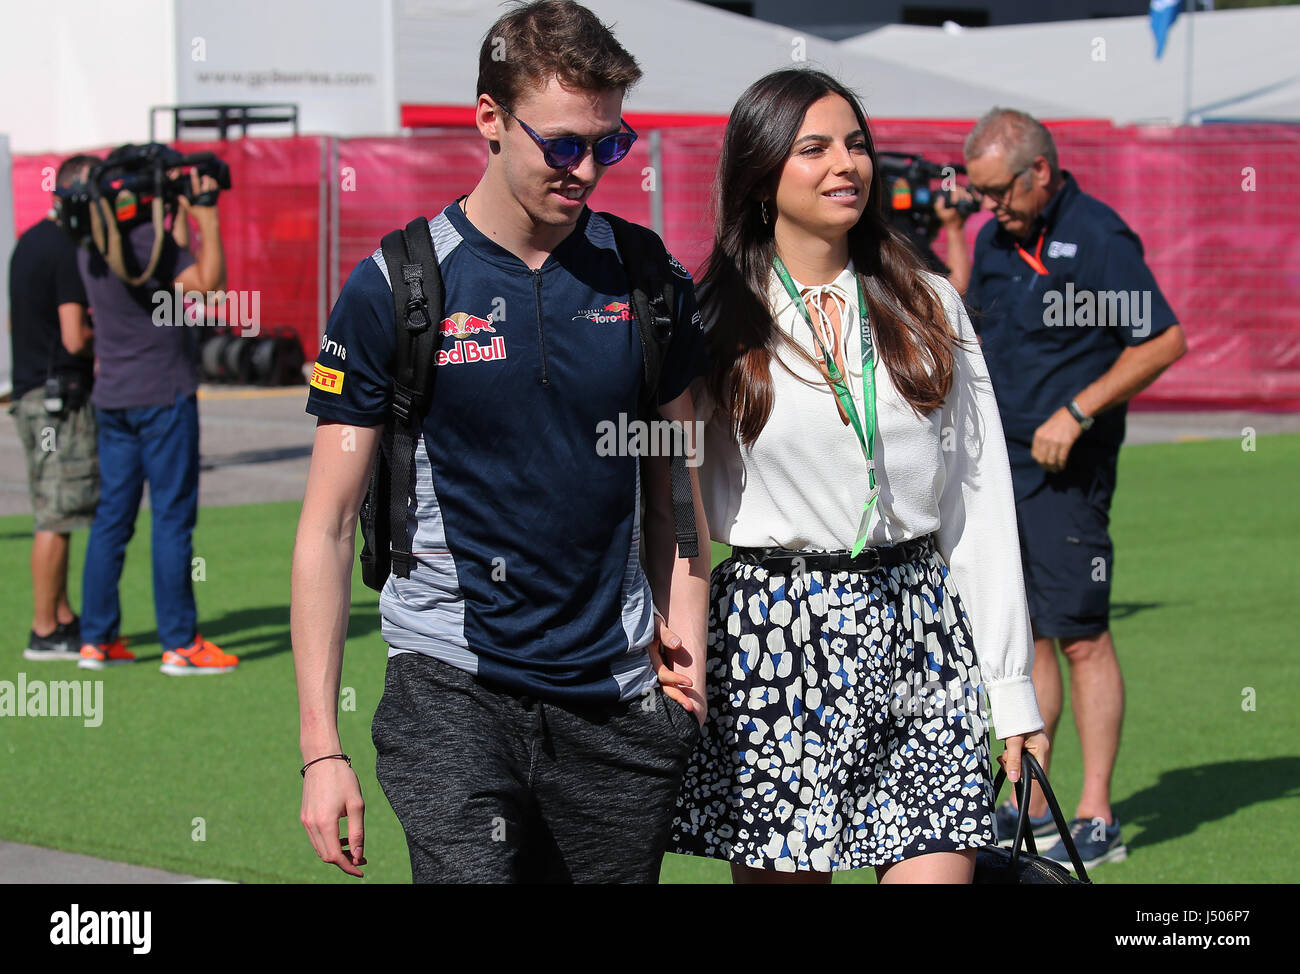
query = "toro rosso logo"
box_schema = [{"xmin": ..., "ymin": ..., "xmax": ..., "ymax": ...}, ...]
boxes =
[
  {"xmin": 573, "ymin": 301, "xmax": 632, "ymax": 324},
  {"xmin": 437, "ymin": 311, "xmax": 506, "ymax": 367}
]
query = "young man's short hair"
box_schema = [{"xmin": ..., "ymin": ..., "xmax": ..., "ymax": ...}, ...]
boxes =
[{"xmin": 477, "ymin": 0, "xmax": 642, "ymax": 111}]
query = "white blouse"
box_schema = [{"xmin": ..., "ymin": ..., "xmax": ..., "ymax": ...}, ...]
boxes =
[{"xmin": 693, "ymin": 263, "xmax": 1043, "ymax": 739}]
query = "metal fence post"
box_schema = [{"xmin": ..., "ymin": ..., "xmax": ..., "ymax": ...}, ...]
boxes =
[
  {"xmin": 649, "ymin": 128, "xmax": 664, "ymax": 237},
  {"xmin": 317, "ymin": 136, "xmax": 330, "ymax": 352},
  {"xmin": 329, "ymin": 137, "xmax": 340, "ymax": 308}
]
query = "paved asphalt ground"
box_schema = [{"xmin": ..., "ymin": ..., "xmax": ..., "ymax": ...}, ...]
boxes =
[
  {"xmin": 2, "ymin": 384, "xmax": 1297, "ymax": 882},
  {"xmin": 4, "ymin": 384, "xmax": 1299, "ymax": 518}
]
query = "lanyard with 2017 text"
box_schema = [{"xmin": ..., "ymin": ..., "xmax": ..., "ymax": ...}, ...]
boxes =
[{"xmin": 772, "ymin": 255, "xmax": 878, "ymax": 557}]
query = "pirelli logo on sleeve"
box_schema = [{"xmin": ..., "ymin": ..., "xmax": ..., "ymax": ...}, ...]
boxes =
[{"xmin": 309, "ymin": 362, "xmax": 345, "ymax": 394}]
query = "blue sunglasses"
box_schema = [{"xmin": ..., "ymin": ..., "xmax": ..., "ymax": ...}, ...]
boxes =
[{"xmin": 497, "ymin": 104, "xmax": 637, "ymax": 169}]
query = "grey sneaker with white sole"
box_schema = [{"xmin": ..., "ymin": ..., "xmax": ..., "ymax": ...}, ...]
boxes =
[{"xmin": 1043, "ymin": 815, "xmax": 1128, "ymax": 871}]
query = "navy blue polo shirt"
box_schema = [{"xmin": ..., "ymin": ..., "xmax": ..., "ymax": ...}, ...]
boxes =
[
  {"xmin": 965, "ymin": 172, "xmax": 1178, "ymax": 497},
  {"xmin": 306, "ymin": 202, "xmax": 707, "ymax": 704}
]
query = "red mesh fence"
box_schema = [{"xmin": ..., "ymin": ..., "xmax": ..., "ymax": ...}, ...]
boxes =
[
  {"xmin": 334, "ymin": 132, "xmax": 654, "ymax": 298},
  {"xmin": 12, "ymin": 123, "xmax": 1299, "ymax": 408},
  {"xmin": 866, "ymin": 120, "xmax": 1300, "ymax": 410}
]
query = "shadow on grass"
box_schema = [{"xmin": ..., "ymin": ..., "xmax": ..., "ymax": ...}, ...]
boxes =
[
  {"xmin": 124, "ymin": 605, "xmax": 382, "ymax": 661},
  {"xmin": 1110, "ymin": 601, "xmax": 1173, "ymax": 622},
  {"xmin": 1116, "ymin": 757, "xmax": 1300, "ymax": 851}
]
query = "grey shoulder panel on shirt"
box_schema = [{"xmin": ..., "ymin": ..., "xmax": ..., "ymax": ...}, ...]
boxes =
[
  {"xmin": 368, "ymin": 211, "xmax": 463, "ymax": 289},
  {"xmin": 583, "ymin": 210, "xmax": 618, "ymax": 253}
]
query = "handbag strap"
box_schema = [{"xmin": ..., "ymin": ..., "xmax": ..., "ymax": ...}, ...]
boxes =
[{"xmin": 991, "ymin": 752, "xmax": 1092, "ymax": 883}]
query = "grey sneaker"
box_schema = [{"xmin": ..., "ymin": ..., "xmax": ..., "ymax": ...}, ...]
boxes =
[
  {"xmin": 993, "ymin": 799, "xmax": 1057, "ymax": 848},
  {"xmin": 1043, "ymin": 815, "xmax": 1128, "ymax": 871}
]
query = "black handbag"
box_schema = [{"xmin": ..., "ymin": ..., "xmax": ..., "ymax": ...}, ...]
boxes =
[{"xmin": 974, "ymin": 752, "xmax": 1092, "ymax": 884}]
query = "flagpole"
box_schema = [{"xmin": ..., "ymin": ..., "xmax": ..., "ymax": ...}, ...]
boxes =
[{"xmin": 1182, "ymin": 0, "xmax": 1195, "ymax": 125}]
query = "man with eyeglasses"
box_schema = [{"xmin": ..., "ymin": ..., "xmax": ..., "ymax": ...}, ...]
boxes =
[
  {"xmin": 952, "ymin": 108, "xmax": 1186, "ymax": 872},
  {"xmin": 291, "ymin": 0, "xmax": 710, "ymax": 883}
]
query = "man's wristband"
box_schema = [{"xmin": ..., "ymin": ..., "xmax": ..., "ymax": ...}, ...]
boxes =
[
  {"xmin": 300, "ymin": 753, "xmax": 350, "ymax": 777},
  {"xmin": 1067, "ymin": 399, "xmax": 1094, "ymax": 431}
]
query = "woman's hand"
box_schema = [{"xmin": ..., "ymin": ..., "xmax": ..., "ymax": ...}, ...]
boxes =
[
  {"xmin": 648, "ymin": 610, "xmax": 700, "ymax": 722},
  {"xmin": 998, "ymin": 729, "xmax": 1050, "ymax": 784}
]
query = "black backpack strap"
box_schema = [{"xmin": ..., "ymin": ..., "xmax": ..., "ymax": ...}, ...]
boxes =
[
  {"xmin": 603, "ymin": 213, "xmax": 674, "ymax": 411},
  {"xmin": 602, "ymin": 212, "xmax": 699, "ymax": 559},
  {"xmin": 378, "ymin": 216, "xmax": 443, "ymax": 579}
]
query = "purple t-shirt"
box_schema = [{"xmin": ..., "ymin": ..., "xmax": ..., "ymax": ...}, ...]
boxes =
[{"xmin": 77, "ymin": 222, "xmax": 197, "ymax": 409}]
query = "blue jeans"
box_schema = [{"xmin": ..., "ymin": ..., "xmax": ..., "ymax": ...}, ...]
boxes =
[{"xmin": 82, "ymin": 392, "xmax": 199, "ymax": 651}]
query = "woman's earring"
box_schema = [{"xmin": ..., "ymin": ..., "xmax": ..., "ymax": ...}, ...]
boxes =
[{"xmin": 760, "ymin": 201, "xmax": 771, "ymax": 225}]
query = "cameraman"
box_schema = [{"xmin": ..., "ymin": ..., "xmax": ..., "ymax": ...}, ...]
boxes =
[
  {"xmin": 74, "ymin": 146, "xmax": 239, "ymax": 675},
  {"xmin": 9, "ymin": 154, "xmax": 99, "ymax": 660}
]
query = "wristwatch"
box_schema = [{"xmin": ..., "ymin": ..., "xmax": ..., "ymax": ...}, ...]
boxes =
[{"xmin": 1067, "ymin": 399, "xmax": 1094, "ymax": 431}]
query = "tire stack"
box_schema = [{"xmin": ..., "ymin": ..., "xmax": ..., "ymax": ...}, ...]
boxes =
[{"xmin": 197, "ymin": 328, "xmax": 305, "ymax": 386}]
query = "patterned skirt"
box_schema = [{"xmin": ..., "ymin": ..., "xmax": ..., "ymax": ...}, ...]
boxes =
[{"xmin": 668, "ymin": 537, "xmax": 996, "ymax": 872}]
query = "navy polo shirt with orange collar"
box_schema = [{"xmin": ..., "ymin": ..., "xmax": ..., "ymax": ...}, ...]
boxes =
[{"xmin": 964, "ymin": 172, "xmax": 1178, "ymax": 500}]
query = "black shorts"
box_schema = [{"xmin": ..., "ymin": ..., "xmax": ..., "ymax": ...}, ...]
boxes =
[
  {"xmin": 1015, "ymin": 449, "xmax": 1117, "ymax": 640},
  {"xmin": 372, "ymin": 651, "xmax": 699, "ymax": 883}
]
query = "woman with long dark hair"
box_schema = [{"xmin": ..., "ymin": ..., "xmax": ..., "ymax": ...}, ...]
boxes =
[{"xmin": 668, "ymin": 68, "xmax": 1049, "ymax": 883}]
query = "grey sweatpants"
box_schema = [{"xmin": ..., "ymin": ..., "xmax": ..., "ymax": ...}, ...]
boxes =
[{"xmin": 372, "ymin": 651, "xmax": 700, "ymax": 883}]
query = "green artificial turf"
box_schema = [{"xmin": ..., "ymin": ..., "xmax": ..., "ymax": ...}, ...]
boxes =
[{"xmin": 1, "ymin": 434, "xmax": 1296, "ymax": 883}]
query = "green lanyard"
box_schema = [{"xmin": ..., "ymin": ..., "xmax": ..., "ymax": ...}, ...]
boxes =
[{"xmin": 773, "ymin": 255, "xmax": 878, "ymax": 556}]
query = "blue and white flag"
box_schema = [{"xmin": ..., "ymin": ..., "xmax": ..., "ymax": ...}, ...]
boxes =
[{"xmin": 1151, "ymin": 0, "xmax": 1182, "ymax": 59}]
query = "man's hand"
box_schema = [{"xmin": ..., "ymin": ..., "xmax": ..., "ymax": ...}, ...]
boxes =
[
  {"xmin": 1031, "ymin": 407, "xmax": 1083, "ymax": 473},
  {"xmin": 648, "ymin": 611, "xmax": 703, "ymax": 727},
  {"xmin": 935, "ymin": 185, "xmax": 972, "ymax": 229},
  {"xmin": 300, "ymin": 758, "xmax": 367, "ymax": 877},
  {"xmin": 187, "ymin": 170, "xmax": 221, "ymax": 216},
  {"xmin": 174, "ymin": 171, "xmax": 225, "ymax": 295},
  {"xmin": 998, "ymin": 729, "xmax": 1050, "ymax": 785}
]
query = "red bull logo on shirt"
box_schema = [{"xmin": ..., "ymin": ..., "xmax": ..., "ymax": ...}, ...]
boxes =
[
  {"xmin": 437, "ymin": 336, "xmax": 507, "ymax": 367},
  {"xmin": 440, "ymin": 311, "xmax": 497, "ymax": 339},
  {"xmin": 573, "ymin": 301, "xmax": 632, "ymax": 324}
]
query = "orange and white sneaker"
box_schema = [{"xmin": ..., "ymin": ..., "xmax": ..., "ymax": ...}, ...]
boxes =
[
  {"xmin": 78, "ymin": 638, "xmax": 136, "ymax": 670},
  {"xmin": 160, "ymin": 634, "xmax": 239, "ymax": 676}
]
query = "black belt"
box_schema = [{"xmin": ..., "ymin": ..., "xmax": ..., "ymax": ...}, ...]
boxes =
[{"xmin": 732, "ymin": 534, "xmax": 936, "ymax": 574}]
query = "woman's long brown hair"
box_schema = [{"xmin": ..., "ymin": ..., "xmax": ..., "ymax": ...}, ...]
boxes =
[{"xmin": 699, "ymin": 69, "xmax": 960, "ymax": 446}]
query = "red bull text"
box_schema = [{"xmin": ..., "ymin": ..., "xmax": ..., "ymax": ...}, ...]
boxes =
[{"xmin": 437, "ymin": 336, "xmax": 508, "ymax": 367}]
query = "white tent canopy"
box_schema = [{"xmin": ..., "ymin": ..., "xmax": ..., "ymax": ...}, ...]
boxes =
[
  {"xmin": 3, "ymin": 1, "xmax": 1294, "ymax": 157},
  {"xmin": 842, "ymin": 6, "xmax": 1300, "ymax": 125},
  {"xmin": 395, "ymin": 0, "xmax": 1079, "ymax": 122}
]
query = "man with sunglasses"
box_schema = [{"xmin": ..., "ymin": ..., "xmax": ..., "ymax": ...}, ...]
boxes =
[
  {"xmin": 291, "ymin": 0, "xmax": 711, "ymax": 883},
  {"xmin": 957, "ymin": 108, "xmax": 1186, "ymax": 871}
]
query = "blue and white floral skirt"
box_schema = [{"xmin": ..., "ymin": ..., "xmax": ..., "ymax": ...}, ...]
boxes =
[{"xmin": 668, "ymin": 538, "xmax": 996, "ymax": 872}]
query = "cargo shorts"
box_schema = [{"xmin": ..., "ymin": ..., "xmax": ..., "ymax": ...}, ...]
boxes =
[{"xmin": 10, "ymin": 385, "xmax": 100, "ymax": 533}]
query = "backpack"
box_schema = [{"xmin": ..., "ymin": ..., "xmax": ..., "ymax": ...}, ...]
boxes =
[{"xmin": 358, "ymin": 212, "xmax": 700, "ymax": 593}]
